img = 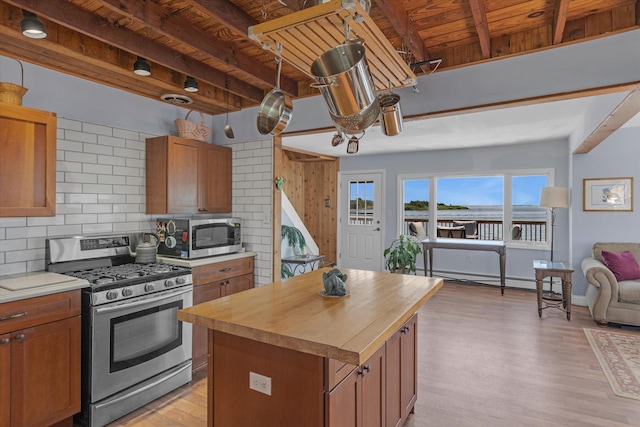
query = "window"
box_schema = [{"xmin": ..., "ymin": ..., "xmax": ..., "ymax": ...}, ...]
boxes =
[
  {"xmin": 349, "ymin": 180, "xmax": 375, "ymax": 225},
  {"xmin": 400, "ymin": 170, "xmax": 552, "ymax": 245}
]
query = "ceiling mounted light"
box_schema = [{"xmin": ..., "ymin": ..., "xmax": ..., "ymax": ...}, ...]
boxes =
[
  {"xmin": 21, "ymin": 10, "xmax": 47, "ymax": 39},
  {"xmin": 184, "ymin": 76, "xmax": 198, "ymax": 92},
  {"xmin": 133, "ymin": 57, "xmax": 151, "ymax": 76}
]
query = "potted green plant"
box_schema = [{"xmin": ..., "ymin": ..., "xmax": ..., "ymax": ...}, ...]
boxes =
[
  {"xmin": 383, "ymin": 234, "xmax": 422, "ymax": 274},
  {"xmin": 281, "ymin": 224, "xmax": 307, "ymax": 279}
]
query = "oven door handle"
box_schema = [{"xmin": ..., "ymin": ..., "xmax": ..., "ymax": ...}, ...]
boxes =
[{"xmin": 95, "ymin": 286, "xmax": 192, "ymax": 314}]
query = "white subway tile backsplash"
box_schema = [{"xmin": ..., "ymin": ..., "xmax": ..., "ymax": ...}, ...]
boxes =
[
  {"xmin": 82, "ymin": 184, "xmax": 113, "ymax": 194},
  {"xmin": 6, "ymin": 226, "xmax": 47, "ymax": 239},
  {"xmin": 87, "ymin": 164, "xmax": 114, "ymax": 174},
  {"xmin": 114, "ymin": 147, "xmax": 140, "ymax": 159},
  {"xmin": 65, "ymin": 130, "xmax": 97, "ymax": 144},
  {"xmin": 58, "ymin": 183, "xmax": 83, "ymax": 193},
  {"xmin": 126, "ymin": 195, "xmax": 144, "ymax": 203},
  {"xmin": 65, "ymin": 214, "xmax": 98, "ymax": 225},
  {"xmin": 113, "ymin": 204, "xmax": 140, "ymax": 213},
  {"xmin": 98, "ymin": 213, "xmax": 126, "ymax": 223},
  {"xmin": 58, "ymin": 118, "xmax": 82, "ymax": 131},
  {"xmin": 99, "ymin": 194, "xmax": 126, "ymax": 203},
  {"xmin": 114, "ymin": 129, "xmax": 140, "ymax": 140},
  {"xmin": 0, "ymin": 263, "xmax": 26, "ymax": 277},
  {"xmin": 126, "ymin": 158, "xmax": 145, "ymax": 168},
  {"xmin": 98, "ymin": 155, "xmax": 127, "ymax": 166},
  {"xmin": 66, "ymin": 193, "xmax": 98, "ymax": 204},
  {"xmin": 56, "ymin": 204, "xmax": 82, "ymax": 214},
  {"xmin": 83, "ymin": 204, "xmax": 113, "ymax": 214},
  {"xmin": 98, "ymin": 175, "xmax": 126, "ymax": 185},
  {"xmin": 113, "ymin": 185, "xmax": 140, "ymax": 195},
  {"xmin": 0, "ymin": 239, "xmax": 27, "ymax": 252},
  {"xmin": 84, "ymin": 144, "xmax": 114, "ymax": 156},
  {"xmin": 46, "ymin": 225, "xmax": 83, "ymax": 236},
  {"xmin": 27, "ymin": 216, "xmax": 65, "ymax": 226},
  {"xmin": 83, "ymin": 223, "xmax": 113, "ymax": 234},
  {"xmin": 97, "ymin": 135, "xmax": 126, "ymax": 148},
  {"xmin": 6, "ymin": 248, "xmax": 45, "ymax": 263},
  {"xmin": 126, "ymin": 177, "xmax": 144, "ymax": 186},
  {"xmin": 58, "ymin": 161, "xmax": 83, "ymax": 173},
  {"xmin": 83, "ymin": 123, "xmax": 113, "ymax": 136},
  {"xmin": 113, "ymin": 166, "xmax": 140, "ymax": 176},
  {"xmin": 66, "ymin": 152, "xmax": 98, "ymax": 164},
  {"xmin": 66, "ymin": 172, "xmax": 98, "ymax": 184},
  {"xmin": 27, "ymin": 237, "xmax": 46, "ymax": 249},
  {"xmin": 57, "ymin": 140, "xmax": 84, "ymax": 152}
]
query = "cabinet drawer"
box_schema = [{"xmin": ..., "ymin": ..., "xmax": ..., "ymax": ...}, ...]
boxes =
[
  {"xmin": 325, "ymin": 358, "xmax": 357, "ymax": 392},
  {"xmin": 0, "ymin": 290, "xmax": 80, "ymax": 335},
  {"xmin": 193, "ymin": 257, "xmax": 254, "ymax": 285}
]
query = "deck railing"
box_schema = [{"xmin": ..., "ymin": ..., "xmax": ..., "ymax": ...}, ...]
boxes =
[{"xmin": 401, "ymin": 218, "xmax": 547, "ymax": 242}]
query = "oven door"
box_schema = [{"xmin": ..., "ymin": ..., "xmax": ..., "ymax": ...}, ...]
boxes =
[{"xmin": 90, "ymin": 285, "xmax": 192, "ymax": 402}]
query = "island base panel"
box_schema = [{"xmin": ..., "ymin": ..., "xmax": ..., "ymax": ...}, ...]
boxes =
[{"xmin": 209, "ymin": 330, "xmax": 324, "ymax": 427}]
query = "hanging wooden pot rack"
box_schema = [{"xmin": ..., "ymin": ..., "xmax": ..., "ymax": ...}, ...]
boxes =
[{"xmin": 248, "ymin": 0, "xmax": 417, "ymax": 91}]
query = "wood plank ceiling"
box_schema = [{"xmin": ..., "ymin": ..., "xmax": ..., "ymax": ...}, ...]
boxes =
[{"xmin": 0, "ymin": 0, "xmax": 638, "ymax": 116}]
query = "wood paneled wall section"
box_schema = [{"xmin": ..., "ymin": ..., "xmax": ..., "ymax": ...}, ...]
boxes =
[{"xmin": 273, "ymin": 141, "xmax": 339, "ymax": 278}]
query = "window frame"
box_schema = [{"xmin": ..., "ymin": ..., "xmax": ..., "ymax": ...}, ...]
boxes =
[{"xmin": 398, "ymin": 168, "xmax": 555, "ymax": 249}]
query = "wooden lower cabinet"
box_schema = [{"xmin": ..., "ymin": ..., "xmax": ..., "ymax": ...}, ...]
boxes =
[
  {"xmin": 0, "ymin": 291, "xmax": 81, "ymax": 427},
  {"xmin": 192, "ymin": 257, "xmax": 255, "ymax": 372},
  {"xmin": 385, "ymin": 314, "xmax": 417, "ymax": 427},
  {"xmin": 326, "ymin": 345, "xmax": 386, "ymax": 427}
]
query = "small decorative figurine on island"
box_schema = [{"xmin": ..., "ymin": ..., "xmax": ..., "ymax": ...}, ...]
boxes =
[{"xmin": 322, "ymin": 268, "xmax": 348, "ymax": 296}]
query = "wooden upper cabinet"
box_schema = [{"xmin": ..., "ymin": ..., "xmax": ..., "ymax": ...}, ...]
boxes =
[
  {"xmin": 146, "ymin": 135, "xmax": 231, "ymax": 214},
  {"xmin": 0, "ymin": 103, "xmax": 56, "ymax": 217}
]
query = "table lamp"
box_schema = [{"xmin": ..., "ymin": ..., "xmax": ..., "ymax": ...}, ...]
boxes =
[{"xmin": 539, "ymin": 187, "xmax": 568, "ymax": 299}]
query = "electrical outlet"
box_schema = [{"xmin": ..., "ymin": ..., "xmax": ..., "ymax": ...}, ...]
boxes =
[{"xmin": 249, "ymin": 371, "xmax": 272, "ymax": 396}]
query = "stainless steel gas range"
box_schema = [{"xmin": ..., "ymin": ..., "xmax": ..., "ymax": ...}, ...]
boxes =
[{"xmin": 45, "ymin": 233, "xmax": 193, "ymax": 427}]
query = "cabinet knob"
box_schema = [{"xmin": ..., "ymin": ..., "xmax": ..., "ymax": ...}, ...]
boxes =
[
  {"xmin": 0, "ymin": 338, "xmax": 9, "ymax": 345},
  {"xmin": 358, "ymin": 364, "xmax": 371, "ymax": 376},
  {"xmin": 15, "ymin": 334, "xmax": 25, "ymax": 341},
  {"xmin": 401, "ymin": 325, "xmax": 411, "ymax": 334}
]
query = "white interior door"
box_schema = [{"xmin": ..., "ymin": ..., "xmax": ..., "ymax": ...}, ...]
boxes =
[{"xmin": 339, "ymin": 172, "xmax": 383, "ymax": 271}]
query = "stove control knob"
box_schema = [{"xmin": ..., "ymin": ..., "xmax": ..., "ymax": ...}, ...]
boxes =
[
  {"xmin": 176, "ymin": 276, "xmax": 186, "ymax": 285},
  {"xmin": 144, "ymin": 283, "xmax": 155, "ymax": 292},
  {"xmin": 122, "ymin": 288, "xmax": 134, "ymax": 297},
  {"xmin": 165, "ymin": 279, "xmax": 175, "ymax": 288},
  {"xmin": 106, "ymin": 290, "xmax": 118, "ymax": 300}
]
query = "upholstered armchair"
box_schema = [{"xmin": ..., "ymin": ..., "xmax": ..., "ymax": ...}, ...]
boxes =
[{"xmin": 581, "ymin": 242, "xmax": 640, "ymax": 326}]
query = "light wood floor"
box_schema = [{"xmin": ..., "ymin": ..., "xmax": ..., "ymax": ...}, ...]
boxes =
[{"xmin": 109, "ymin": 282, "xmax": 640, "ymax": 427}]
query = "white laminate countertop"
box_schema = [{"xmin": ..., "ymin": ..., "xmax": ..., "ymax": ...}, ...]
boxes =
[
  {"xmin": 0, "ymin": 271, "xmax": 89, "ymax": 304},
  {"xmin": 157, "ymin": 251, "xmax": 257, "ymax": 268}
]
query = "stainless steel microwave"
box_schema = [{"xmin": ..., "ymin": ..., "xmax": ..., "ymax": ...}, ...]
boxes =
[{"xmin": 156, "ymin": 218, "xmax": 242, "ymax": 259}]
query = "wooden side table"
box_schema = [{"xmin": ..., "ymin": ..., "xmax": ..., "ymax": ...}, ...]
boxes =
[{"xmin": 533, "ymin": 260, "xmax": 574, "ymax": 320}]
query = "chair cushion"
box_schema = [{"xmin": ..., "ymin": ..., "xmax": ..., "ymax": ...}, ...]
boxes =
[
  {"xmin": 618, "ymin": 280, "xmax": 640, "ymax": 304},
  {"xmin": 601, "ymin": 250, "xmax": 640, "ymax": 281}
]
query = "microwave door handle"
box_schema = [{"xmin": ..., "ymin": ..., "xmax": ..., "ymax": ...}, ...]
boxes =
[{"xmin": 95, "ymin": 287, "xmax": 192, "ymax": 314}]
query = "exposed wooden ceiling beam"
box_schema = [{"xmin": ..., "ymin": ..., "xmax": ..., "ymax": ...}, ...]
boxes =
[
  {"xmin": 468, "ymin": 0, "xmax": 491, "ymax": 59},
  {"xmin": 553, "ymin": 0, "xmax": 570, "ymax": 45},
  {"xmin": 144, "ymin": 0, "xmax": 298, "ymax": 96},
  {"xmin": 4, "ymin": 0, "xmax": 265, "ymax": 103},
  {"xmin": 374, "ymin": 0, "xmax": 430, "ymax": 63},
  {"xmin": 573, "ymin": 86, "xmax": 640, "ymax": 154}
]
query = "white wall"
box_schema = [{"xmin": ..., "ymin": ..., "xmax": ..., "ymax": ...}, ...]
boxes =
[
  {"xmin": 571, "ymin": 127, "xmax": 640, "ymax": 295},
  {"xmin": 339, "ymin": 139, "xmax": 570, "ymax": 288}
]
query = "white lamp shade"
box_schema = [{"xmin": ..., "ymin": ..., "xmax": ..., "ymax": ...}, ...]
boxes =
[{"xmin": 539, "ymin": 187, "xmax": 568, "ymax": 208}]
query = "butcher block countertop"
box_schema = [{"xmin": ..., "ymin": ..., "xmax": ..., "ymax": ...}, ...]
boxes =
[{"xmin": 178, "ymin": 268, "xmax": 442, "ymax": 366}]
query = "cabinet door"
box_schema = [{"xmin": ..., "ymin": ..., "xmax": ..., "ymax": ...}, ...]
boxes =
[
  {"xmin": 168, "ymin": 138, "xmax": 201, "ymax": 213},
  {"xmin": 361, "ymin": 345, "xmax": 385, "ymax": 427},
  {"xmin": 0, "ymin": 334, "xmax": 10, "ymax": 427},
  {"xmin": 221, "ymin": 272, "xmax": 254, "ymax": 296},
  {"xmin": 10, "ymin": 317, "xmax": 80, "ymax": 427},
  {"xmin": 326, "ymin": 366, "xmax": 361, "ymax": 427},
  {"xmin": 0, "ymin": 104, "xmax": 56, "ymax": 217},
  {"xmin": 385, "ymin": 314, "xmax": 418, "ymax": 427},
  {"xmin": 192, "ymin": 282, "xmax": 222, "ymax": 372},
  {"xmin": 400, "ymin": 315, "xmax": 417, "ymax": 420},
  {"xmin": 201, "ymin": 143, "xmax": 232, "ymax": 213}
]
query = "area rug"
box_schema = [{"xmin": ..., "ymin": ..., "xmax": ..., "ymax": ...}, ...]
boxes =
[{"xmin": 584, "ymin": 328, "xmax": 640, "ymax": 400}]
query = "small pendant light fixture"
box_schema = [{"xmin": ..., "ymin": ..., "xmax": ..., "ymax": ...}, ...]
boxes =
[
  {"xmin": 184, "ymin": 76, "xmax": 198, "ymax": 92},
  {"xmin": 133, "ymin": 57, "xmax": 151, "ymax": 76},
  {"xmin": 21, "ymin": 10, "xmax": 47, "ymax": 39}
]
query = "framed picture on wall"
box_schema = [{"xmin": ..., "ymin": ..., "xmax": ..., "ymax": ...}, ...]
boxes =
[{"xmin": 583, "ymin": 177, "xmax": 633, "ymax": 212}]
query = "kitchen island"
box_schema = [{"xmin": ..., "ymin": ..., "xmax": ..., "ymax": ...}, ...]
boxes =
[{"xmin": 178, "ymin": 268, "xmax": 442, "ymax": 427}]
